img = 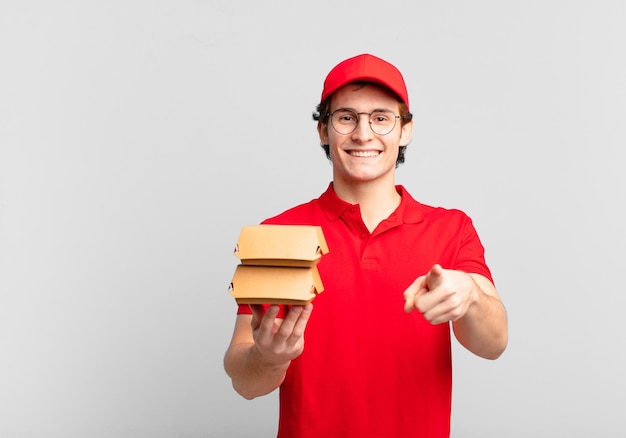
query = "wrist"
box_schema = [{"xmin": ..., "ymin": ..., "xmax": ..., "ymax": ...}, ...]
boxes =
[
  {"xmin": 249, "ymin": 344, "xmax": 291, "ymax": 374},
  {"xmin": 467, "ymin": 274, "xmax": 482, "ymax": 308}
]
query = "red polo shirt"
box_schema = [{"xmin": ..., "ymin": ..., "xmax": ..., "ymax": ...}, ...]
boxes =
[{"xmin": 237, "ymin": 183, "xmax": 493, "ymax": 438}]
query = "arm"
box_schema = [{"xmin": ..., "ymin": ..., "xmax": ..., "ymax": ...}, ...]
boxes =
[
  {"xmin": 403, "ymin": 264, "xmax": 508, "ymax": 360},
  {"xmin": 223, "ymin": 304, "xmax": 313, "ymax": 400},
  {"xmin": 452, "ymin": 272, "xmax": 508, "ymax": 359}
]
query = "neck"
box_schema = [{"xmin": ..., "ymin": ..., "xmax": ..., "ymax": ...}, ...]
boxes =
[{"xmin": 333, "ymin": 179, "xmax": 401, "ymax": 232}]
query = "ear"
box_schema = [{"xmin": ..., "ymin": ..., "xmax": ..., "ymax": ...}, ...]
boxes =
[
  {"xmin": 317, "ymin": 121, "xmax": 329, "ymax": 145},
  {"xmin": 400, "ymin": 119, "xmax": 413, "ymax": 146}
]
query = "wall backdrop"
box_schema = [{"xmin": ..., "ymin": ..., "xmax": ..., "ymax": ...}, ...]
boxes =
[{"xmin": 1, "ymin": 1, "xmax": 625, "ymax": 437}]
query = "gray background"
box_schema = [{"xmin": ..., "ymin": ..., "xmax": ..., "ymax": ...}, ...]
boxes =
[{"xmin": 1, "ymin": 1, "xmax": 624, "ymax": 437}]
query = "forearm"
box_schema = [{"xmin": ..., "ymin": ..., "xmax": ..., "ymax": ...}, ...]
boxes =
[
  {"xmin": 452, "ymin": 280, "xmax": 508, "ymax": 359},
  {"xmin": 223, "ymin": 342, "xmax": 290, "ymax": 400}
]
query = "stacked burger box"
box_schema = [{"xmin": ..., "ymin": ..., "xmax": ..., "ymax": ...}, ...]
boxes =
[{"xmin": 229, "ymin": 225, "xmax": 329, "ymax": 305}]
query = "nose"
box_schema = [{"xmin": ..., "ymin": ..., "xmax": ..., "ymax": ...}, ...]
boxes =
[{"xmin": 351, "ymin": 113, "xmax": 374, "ymax": 142}]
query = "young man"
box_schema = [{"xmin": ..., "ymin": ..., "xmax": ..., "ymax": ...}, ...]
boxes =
[{"xmin": 224, "ymin": 53, "xmax": 508, "ymax": 438}]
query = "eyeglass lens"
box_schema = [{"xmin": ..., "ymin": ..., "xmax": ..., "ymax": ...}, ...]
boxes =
[{"xmin": 330, "ymin": 109, "xmax": 398, "ymax": 135}]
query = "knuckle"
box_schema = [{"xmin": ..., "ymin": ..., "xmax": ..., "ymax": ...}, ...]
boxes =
[{"xmin": 450, "ymin": 294, "xmax": 462, "ymax": 308}]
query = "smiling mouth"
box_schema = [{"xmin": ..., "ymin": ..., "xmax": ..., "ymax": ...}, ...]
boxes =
[{"xmin": 349, "ymin": 150, "xmax": 380, "ymax": 157}]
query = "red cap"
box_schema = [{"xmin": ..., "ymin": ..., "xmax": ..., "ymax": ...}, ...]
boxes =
[{"xmin": 321, "ymin": 54, "xmax": 409, "ymax": 111}]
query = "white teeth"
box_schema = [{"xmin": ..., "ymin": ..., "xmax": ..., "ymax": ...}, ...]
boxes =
[{"xmin": 349, "ymin": 151, "xmax": 379, "ymax": 157}]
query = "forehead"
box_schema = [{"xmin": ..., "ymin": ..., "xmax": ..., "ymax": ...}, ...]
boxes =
[{"xmin": 331, "ymin": 82, "xmax": 401, "ymax": 110}]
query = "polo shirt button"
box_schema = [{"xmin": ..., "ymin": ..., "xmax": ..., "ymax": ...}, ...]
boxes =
[
  {"xmin": 349, "ymin": 206, "xmax": 357, "ymax": 214},
  {"xmin": 360, "ymin": 233, "xmax": 367, "ymax": 239}
]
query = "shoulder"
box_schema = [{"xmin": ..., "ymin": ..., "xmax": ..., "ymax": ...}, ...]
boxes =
[
  {"xmin": 398, "ymin": 185, "xmax": 473, "ymax": 225},
  {"xmin": 425, "ymin": 204, "xmax": 472, "ymax": 222}
]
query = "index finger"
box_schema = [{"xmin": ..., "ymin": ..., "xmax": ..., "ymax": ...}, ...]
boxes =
[
  {"xmin": 250, "ymin": 304, "xmax": 278, "ymax": 331},
  {"xmin": 280, "ymin": 303, "xmax": 313, "ymax": 344},
  {"xmin": 249, "ymin": 304, "xmax": 265, "ymax": 318}
]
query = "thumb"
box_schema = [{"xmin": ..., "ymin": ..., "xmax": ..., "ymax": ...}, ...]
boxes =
[
  {"xmin": 403, "ymin": 276, "xmax": 428, "ymax": 313},
  {"xmin": 425, "ymin": 264, "xmax": 445, "ymax": 290}
]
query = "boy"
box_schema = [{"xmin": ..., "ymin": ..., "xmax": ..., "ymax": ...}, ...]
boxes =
[{"xmin": 224, "ymin": 53, "xmax": 508, "ymax": 437}]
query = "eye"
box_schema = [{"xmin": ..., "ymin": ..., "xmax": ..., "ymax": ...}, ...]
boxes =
[
  {"xmin": 334, "ymin": 110, "xmax": 357, "ymax": 123},
  {"xmin": 371, "ymin": 111, "xmax": 391, "ymax": 123}
]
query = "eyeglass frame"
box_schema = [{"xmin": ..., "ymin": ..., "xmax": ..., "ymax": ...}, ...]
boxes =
[{"xmin": 326, "ymin": 108, "xmax": 403, "ymax": 136}]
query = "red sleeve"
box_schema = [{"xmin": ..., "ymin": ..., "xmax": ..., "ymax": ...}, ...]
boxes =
[
  {"xmin": 452, "ymin": 215, "xmax": 494, "ymax": 285},
  {"xmin": 236, "ymin": 303, "xmax": 289, "ymax": 318}
]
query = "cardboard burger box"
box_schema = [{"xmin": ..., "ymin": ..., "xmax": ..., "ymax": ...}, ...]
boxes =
[{"xmin": 229, "ymin": 225, "xmax": 329, "ymax": 305}]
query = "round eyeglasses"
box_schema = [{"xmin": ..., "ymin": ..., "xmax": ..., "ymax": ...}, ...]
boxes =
[{"xmin": 327, "ymin": 109, "xmax": 401, "ymax": 136}]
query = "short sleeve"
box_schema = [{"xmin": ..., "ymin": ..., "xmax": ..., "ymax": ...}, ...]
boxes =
[
  {"xmin": 236, "ymin": 303, "xmax": 289, "ymax": 318},
  {"xmin": 452, "ymin": 215, "xmax": 494, "ymax": 285}
]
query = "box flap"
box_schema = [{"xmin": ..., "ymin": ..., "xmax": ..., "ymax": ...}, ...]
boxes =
[
  {"xmin": 234, "ymin": 225, "xmax": 329, "ymax": 266},
  {"xmin": 229, "ymin": 265, "xmax": 324, "ymax": 305}
]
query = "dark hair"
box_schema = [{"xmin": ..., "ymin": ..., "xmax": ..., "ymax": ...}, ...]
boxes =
[{"xmin": 312, "ymin": 82, "xmax": 413, "ymax": 168}]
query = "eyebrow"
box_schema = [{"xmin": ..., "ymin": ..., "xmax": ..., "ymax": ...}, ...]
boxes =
[{"xmin": 334, "ymin": 107, "xmax": 395, "ymax": 113}]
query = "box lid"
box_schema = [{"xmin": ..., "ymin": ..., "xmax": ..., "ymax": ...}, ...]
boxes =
[
  {"xmin": 229, "ymin": 264, "xmax": 324, "ymax": 305},
  {"xmin": 234, "ymin": 225, "xmax": 329, "ymax": 267}
]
